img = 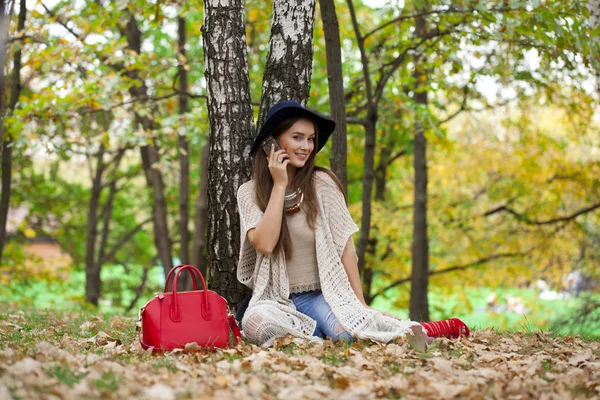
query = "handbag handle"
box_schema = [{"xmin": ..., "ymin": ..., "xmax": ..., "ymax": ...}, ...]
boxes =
[
  {"xmin": 171, "ymin": 264, "xmax": 211, "ymax": 322},
  {"xmin": 164, "ymin": 264, "xmax": 198, "ymax": 292}
]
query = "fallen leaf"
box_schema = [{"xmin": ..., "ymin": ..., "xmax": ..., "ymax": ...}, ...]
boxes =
[
  {"xmin": 214, "ymin": 374, "xmax": 231, "ymax": 387},
  {"xmin": 89, "ymin": 331, "xmax": 121, "ymax": 346},
  {"xmin": 247, "ymin": 376, "xmax": 265, "ymax": 392},
  {"xmin": 0, "ymin": 384, "xmax": 10, "ymax": 400},
  {"xmin": 143, "ymin": 383, "xmax": 175, "ymax": 400},
  {"xmin": 184, "ymin": 342, "xmax": 200, "ymax": 352},
  {"xmin": 334, "ymin": 376, "xmax": 350, "ymax": 389},
  {"xmin": 569, "ymin": 348, "xmax": 593, "ymax": 366},
  {"xmin": 431, "ymin": 357, "xmax": 453, "ymax": 375}
]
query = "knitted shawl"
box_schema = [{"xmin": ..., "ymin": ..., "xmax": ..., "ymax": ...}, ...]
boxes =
[{"xmin": 236, "ymin": 170, "xmax": 429, "ymax": 349}]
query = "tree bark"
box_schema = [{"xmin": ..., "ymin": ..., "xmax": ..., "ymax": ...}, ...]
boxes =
[
  {"xmin": 124, "ymin": 15, "xmax": 173, "ymax": 278},
  {"xmin": 191, "ymin": 143, "xmax": 209, "ymax": 277},
  {"xmin": 0, "ymin": 0, "xmax": 25, "ymax": 265},
  {"xmin": 409, "ymin": 11, "xmax": 430, "ymax": 322},
  {"xmin": 95, "ymin": 146, "xmax": 126, "ymax": 273},
  {"xmin": 319, "ymin": 0, "xmax": 347, "ymax": 191},
  {"xmin": 375, "ymin": 146, "xmax": 391, "ymax": 201},
  {"xmin": 85, "ymin": 144, "xmax": 105, "ymax": 306},
  {"xmin": 178, "ymin": 16, "xmax": 190, "ymax": 266},
  {"xmin": 0, "ymin": 0, "xmax": 6, "ymax": 160},
  {"xmin": 347, "ymin": 0, "xmax": 377, "ymax": 283},
  {"xmin": 256, "ymin": 0, "xmax": 317, "ymax": 127},
  {"xmin": 202, "ymin": 0, "xmax": 254, "ymax": 304}
]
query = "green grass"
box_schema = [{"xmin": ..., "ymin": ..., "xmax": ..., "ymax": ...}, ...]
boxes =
[
  {"xmin": 0, "ymin": 304, "xmax": 136, "ymax": 355},
  {"xmin": 47, "ymin": 365, "xmax": 84, "ymax": 388},
  {"xmin": 2, "ymin": 263, "xmax": 598, "ymax": 340},
  {"xmin": 94, "ymin": 372, "xmax": 120, "ymax": 392}
]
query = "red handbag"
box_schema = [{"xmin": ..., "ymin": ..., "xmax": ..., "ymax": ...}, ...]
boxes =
[{"xmin": 137, "ymin": 264, "xmax": 241, "ymax": 352}]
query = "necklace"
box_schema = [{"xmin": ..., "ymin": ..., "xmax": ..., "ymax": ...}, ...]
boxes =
[
  {"xmin": 284, "ymin": 188, "xmax": 303, "ymax": 214},
  {"xmin": 284, "ymin": 188, "xmax": 301, "ymax": 202}
]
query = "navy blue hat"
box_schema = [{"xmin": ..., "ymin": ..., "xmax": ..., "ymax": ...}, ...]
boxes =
[{"xmin": 250, "ymin": 100, "xmax": 336, "ymax": 155}]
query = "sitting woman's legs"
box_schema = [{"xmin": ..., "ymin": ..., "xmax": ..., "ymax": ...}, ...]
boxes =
[
  {"xmin": 291, "ymin": 291, "xmax": 354, "ymax": 342},
  {"xmin": 242, "ymin": 304, "xmax": 310, "ymax": 345}
]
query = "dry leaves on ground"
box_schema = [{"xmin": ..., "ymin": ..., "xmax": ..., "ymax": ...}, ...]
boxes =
[{"xmin": 0, "ymin": 307, "xmax": 599, "ymax": 399}]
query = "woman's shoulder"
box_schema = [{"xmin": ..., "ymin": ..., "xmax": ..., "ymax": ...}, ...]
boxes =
[
  {"xmin": 237, "ymin": 180, "xmax": 255, "ymax": 198},
  {"xmin": 313, "ymin": 168, "xmax": 338, "ymax": 187}
]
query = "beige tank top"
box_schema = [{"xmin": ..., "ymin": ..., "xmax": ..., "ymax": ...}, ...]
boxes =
[{"xmin": 285, "ymin": 208, "xmax": 320, "ymax": 294}]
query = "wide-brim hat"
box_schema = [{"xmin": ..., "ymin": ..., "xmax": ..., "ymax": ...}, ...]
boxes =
[{"xmin": 250, "ymin": 100, "xmax": 336, "ymax": 155}]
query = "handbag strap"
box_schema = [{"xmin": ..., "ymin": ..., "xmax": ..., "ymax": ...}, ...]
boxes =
[
  {"xmin": 164, "ymin": 264, "xmax": 199, "ymax": 292},
  {"xmin": 171, "ymin": 265, "xmax": 211, "ymax": 322},
  {"xmin": 228, "ymin": 315, "xmax": 241, "ymax": 345}
]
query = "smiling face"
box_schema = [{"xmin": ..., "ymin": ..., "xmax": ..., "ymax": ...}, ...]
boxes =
[{"xmin": 276, "ymin": 118, "xmax": 317, "ymax": 169}]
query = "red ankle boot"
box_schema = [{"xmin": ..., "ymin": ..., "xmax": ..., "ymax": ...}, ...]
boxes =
[{"xmin": 420, "ymin": 318, "xmax": 470, "ymax": 339}]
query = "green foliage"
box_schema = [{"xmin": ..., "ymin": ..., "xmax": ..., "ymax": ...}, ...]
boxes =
[{"xmin": 0, "ymin": 264, "xmax": 163, "ymax": 316}]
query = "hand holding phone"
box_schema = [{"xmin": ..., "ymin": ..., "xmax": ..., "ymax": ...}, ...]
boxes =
[
  {"xmin": 263, "ymin": 136, "xmax": 289, "ymax": 187},
  {"xmin": 262, "ymin": 136, "xmax": 282, "ymax": 155}
]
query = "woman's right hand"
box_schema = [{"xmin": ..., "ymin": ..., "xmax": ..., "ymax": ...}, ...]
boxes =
[{"xmin": 267, "ymin": 144, "xmax": 289, "ymax": 188}]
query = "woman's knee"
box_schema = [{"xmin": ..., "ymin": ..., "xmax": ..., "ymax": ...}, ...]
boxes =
[
  {"xmin": 324, "ymin": 310, "xmax": 354, "ymax": 342},
  {"xmin": 242, "ymin": 306, "xmax": 296, "ymax": 344}
]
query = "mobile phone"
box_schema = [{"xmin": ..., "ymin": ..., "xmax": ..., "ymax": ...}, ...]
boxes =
[{"xmin": 261, "ymin": 136, "xmax": 282, "ymax": 155}]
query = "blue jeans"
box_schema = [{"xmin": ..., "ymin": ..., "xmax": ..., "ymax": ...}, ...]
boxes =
[{"xmin": 290, "ymin": 291, "xmax": 354, "ymax": 342}]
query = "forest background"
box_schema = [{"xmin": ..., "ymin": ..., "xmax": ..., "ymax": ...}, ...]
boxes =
[{"xmin": 0, "ymin": 0, "xmax": 599, "ymax": 338}]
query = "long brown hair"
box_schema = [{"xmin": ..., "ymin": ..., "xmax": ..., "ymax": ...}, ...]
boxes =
[{"xmin": 252, "ymin": 116, "xmax": 346, "ymax": 260}]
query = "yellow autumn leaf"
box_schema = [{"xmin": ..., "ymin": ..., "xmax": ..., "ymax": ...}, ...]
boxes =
[{"xmin": 24, "ymin": 228, "xmax": 36, "ymax": 239}]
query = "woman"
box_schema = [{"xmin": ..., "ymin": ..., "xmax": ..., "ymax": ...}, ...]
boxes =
[{"xmin": 236, "ymin": 100, "xmax": 469, "ymax": 349}]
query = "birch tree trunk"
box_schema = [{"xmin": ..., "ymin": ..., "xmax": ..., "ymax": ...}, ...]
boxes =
[
  {"xmin": 202, "ymin": 0, "xmax": 254, "ymax": 304},
  {"xmin": 191, "ymin": 143, "xmax": 209, "ymax": 277},
  {"xmin": 0, "ymin": 0, "xmax": 25, "ymax": 265},
  {"xmin": 319, "ymin": 0, "xmax": 347, "ymax": 191},
  {"xmin": 256, "ymin": 0, "xmax": 317, "ymax": 126},
  {"xmin": 409, "ymin": 12, "xmax": 430, "ymax": 322}
]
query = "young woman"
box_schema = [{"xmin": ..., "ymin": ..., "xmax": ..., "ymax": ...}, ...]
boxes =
[{"xmin": 236, "ymin": 100, "xmax": 469, "ymax": 349}]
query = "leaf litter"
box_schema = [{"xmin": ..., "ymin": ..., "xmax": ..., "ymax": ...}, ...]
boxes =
[{"xmin": 0, "ymin": 307, "xmax": 598, "ymax": 399}]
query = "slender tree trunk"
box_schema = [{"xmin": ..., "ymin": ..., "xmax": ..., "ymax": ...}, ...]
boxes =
[
  {"xmin": 347, "ymin": 0, "xmax": 377, "ymax": 283},
  {"xmin": 0, "ymin": 0, "xmax": 25, "ymax": 265},
  {"xmin": 256, "ymin": 0, "xmax": 317, "ymax": 127},
  {"xmin": 176, "ymin": 15, "xmax": 192, "ymax": 290},
  {"xmin": 95, "ymin": 146, "xmax": 125, "ymax": 273},
  {"xmin": 85, "ymin": 145, "xmax": 105, "ymax": 306},
  {"xmin": 375, "ymin": 146, "xmax": 391, "ymax": 201},
  {"xmin": 191, "ymin": 143, "xmax": 209, "ymax": 277},
  {"xmin": 356, "ymin": 120, "xmax": 376, "ymax": 273},
  {"xmin": 0, "ymin": 0, "xmax": 6, "ymax": 160},
  {"xmin": 178, "ymin": 16, "xmax": 190, "ymax": 266},
  {"xmin": 409, "ymin": 12, "xmax": 430, "ymax": 322},
  {"xmin": 124, "ymin": 15, "xmax": 173, "ymax": 278},
  {"xmin": 319, "ymin": 0, "xmax": 347, "ymax": 191},
  {"xmin": 202, "ymin": 0, "xmax": 254, "ymax": 303}
]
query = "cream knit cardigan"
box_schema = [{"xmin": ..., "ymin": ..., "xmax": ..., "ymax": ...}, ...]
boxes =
[{"xmin": 236, "ymin": 170, "xmax": 429, "ymax": 349}]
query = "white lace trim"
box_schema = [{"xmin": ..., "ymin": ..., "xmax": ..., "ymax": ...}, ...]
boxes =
[{"xmin": 289, "ymin": 282, "xmax": 321, "ymax": 294}]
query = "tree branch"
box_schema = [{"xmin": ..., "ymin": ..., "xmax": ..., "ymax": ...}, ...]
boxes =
[
  {"xmin": 484, "ymin": 203, "xmax": 600, "ymax": 225},
  {"xmin": 346, "ymin": 116, "xmax": 369, "ymax": 126},
  {"xmin": 99, "ymin": 218, "xmax": 153, "ymax": 265},
  {"xmin": 363, "ymin": 6, "xmax": 526, "ymax": 39},
  {"xmin": 372, "ymin": 251, "xmax": 528, "ymax": 300}
]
